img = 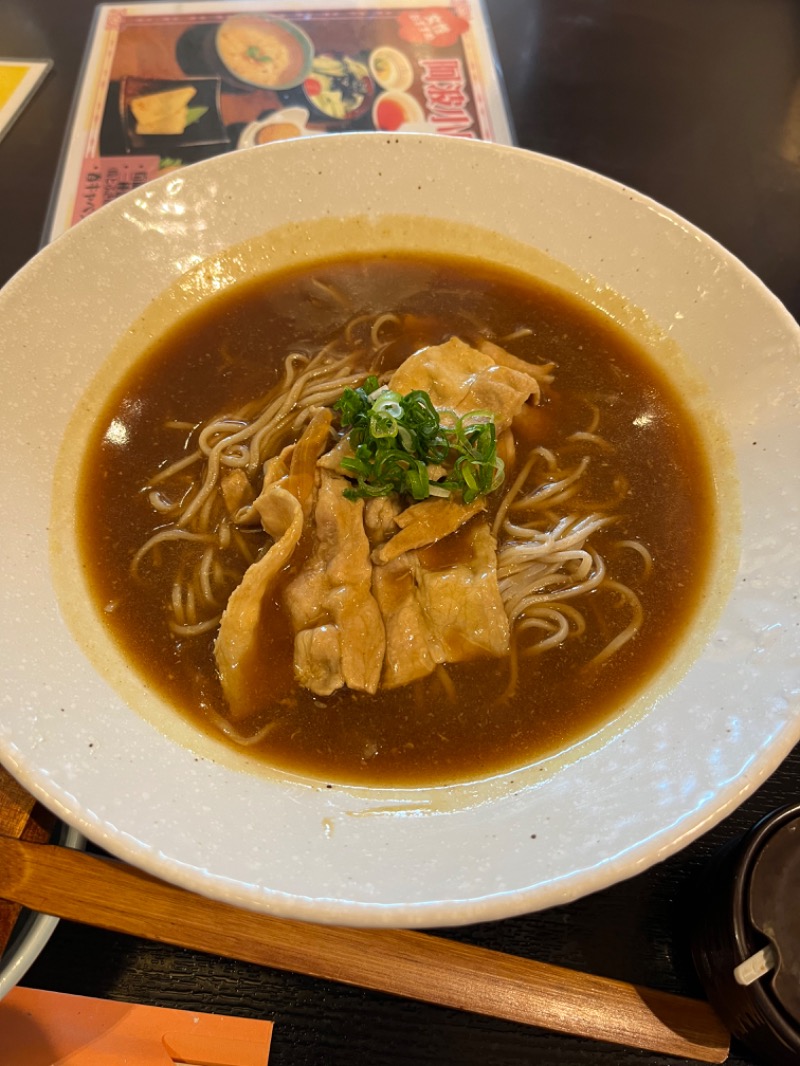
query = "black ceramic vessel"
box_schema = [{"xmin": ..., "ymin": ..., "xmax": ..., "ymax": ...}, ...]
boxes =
[{"xmin": 692, "ymin": 803, "xmax": 800, "ymax": 1066}]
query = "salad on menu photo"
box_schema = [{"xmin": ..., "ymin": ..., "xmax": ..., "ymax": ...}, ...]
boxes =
[{"xmin": 46, "ymin": 0, "xmax": 513, "ymax": 240}]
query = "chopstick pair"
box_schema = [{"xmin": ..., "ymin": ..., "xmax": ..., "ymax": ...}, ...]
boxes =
[{"xmin": 0, "ymin": 832, "xmax": 729, "ymax": 1062}]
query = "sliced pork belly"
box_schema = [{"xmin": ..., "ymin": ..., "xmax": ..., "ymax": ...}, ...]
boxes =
[
  {"xmin": 316, "ymin": 433, "xmax": 354, "ymax": 476},
  {"xmin": 282, "ymin": 408, "xmax": 332, "ymax": 514},
  {"xmin": 364, "ymin": 495, "xmax": 403, "ymax": 548},
  {"xmin": 285, "ymin": 471, "xmax": 385, "ymax": 696},
  {"xmin": 475, "ymin": 336, "xmax": 555, "ymax": 382},
  {"xmin": 373, "ymin": 519, "xmax": 510, "ymax": 689},
  {"xmin": 214, "ymin": 483, "xmax": 303, "ymax": 720},
  {"xmin": 214, "ymin": 410, "xmax": 332, "ymax": 719},
  {"xmin": 293, "ymin": 626, "xmax": 343, "ymax": 696},
  {"xmin": 372, "ymin": 555, "xmax": 438, "ymax": 688},
  {"xmin": 373, "ymin": 495, "xmax": 485, "ymax": 565},
  {"xmin": 388, "ymin": 336, "xmax": 547, "ymax": 431},
  {"xmin": 415, "ymin": 521, "xmax": 510, "ymax": 663}
]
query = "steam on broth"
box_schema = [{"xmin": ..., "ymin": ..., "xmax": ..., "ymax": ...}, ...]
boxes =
[{"xmin": 79, "ymin": 253, "xmax": 715, "ymax": 786}]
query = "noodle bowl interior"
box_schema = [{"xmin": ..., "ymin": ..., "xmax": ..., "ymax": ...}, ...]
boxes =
[{"xmin": 80, "ymin": 253, "xmax": 715, "ymax": 786}]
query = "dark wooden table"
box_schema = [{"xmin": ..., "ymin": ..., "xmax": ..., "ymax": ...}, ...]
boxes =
[{"xmin": 2, "ymin": 2, "xmax": 799, "ymax": 1063}]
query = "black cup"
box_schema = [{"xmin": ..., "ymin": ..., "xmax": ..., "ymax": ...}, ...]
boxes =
[{"xmin": 691, "ymin": 803, "xmax": 800, "ymax": 1065}]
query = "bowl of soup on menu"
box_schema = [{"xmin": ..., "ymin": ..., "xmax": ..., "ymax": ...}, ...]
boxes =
[
  {"xmin": 1, "ymin": 134, "xmax": 798, "ymax": 929},
  {"xmin": 214, "ymin": 14, "xmax": 314, "ymax": 91}
]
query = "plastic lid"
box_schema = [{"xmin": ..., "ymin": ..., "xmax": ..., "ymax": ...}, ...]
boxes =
[
  {"xmin": 747, "ymin": 815, "xmax": 800, "ymax": 1022},
  {"xmin": 691, "ymin": 803, "xmax": 800, "ymax": 1066}
]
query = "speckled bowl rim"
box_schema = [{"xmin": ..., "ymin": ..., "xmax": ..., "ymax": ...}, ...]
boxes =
[{"xmin": 1, "ymin": 134, "xmax": 799, "ymax": 928}]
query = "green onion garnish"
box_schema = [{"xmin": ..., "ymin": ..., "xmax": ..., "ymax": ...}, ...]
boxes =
[{"xmin": 333, "ymin": 378, "xmax": 504, "ymax": 504}]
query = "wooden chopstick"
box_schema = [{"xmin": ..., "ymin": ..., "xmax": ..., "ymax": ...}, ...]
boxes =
[
  {"xmin": 0, "ymin": 835, "xmax": 729, "ymax": 1062},
  {"xmin": 0, "ymin": 770, "xmax": 56, "ymax": 955}
]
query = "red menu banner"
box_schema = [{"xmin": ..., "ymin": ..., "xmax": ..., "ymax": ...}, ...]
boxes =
[{"xmin": 46, "ymin": 0, "xmax": 513, "ymax": 240}]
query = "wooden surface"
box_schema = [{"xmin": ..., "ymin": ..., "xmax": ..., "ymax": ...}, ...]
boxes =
[{"xmin": 1, "ymin": 2, "xmax": 799, "ymax": 1065}]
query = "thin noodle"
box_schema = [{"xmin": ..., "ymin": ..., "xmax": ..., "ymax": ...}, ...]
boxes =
[
  {"xmin": 370, "ymin": 313, "xmax": 401, "ymax": 347},
  {"xmin": 509, "ymin": 458, "xmax": 590, "ymax": 512},
  {"xmin": 148, "ymin": 490, "xmax": 178, "ymax": 514},
  {"xmin": 491, "ymin": 450, "xmax": 539, "ymax": 537},
  {"xmin": 169, "ymin": 616, "xmax": 221, "ymax": 637},
  {"xmin": 230, "ymin": 527, "xmax": 259, "ymax": 566},
  {"xmin": 499, "ymin": 636, "xmax": 520, "ymax": 701},
  {"xmin": 196, "ymin": 490, "xmax": 218, "ymax": 535},
  {"xmin": 131, "ymin": 528, "xmax": 216, "ymax": 577},
  {"xmin": 205, "ymin": 707, "xmax": 281, "ymax": 746},
  {"xmin": 616, "ymin": 539, "xmax": 654, "ymax": 577},
  {"xmin": 497, "ymin": 327, "xmax": 533, "ymax": 344},
  {"xmin": 435, "ymin": 665, "xmax": 457, "ymax": 703},
  {"xmin": 588, "ymin": 582, "xmax": 643, "ymax": 665},
  {"xmin": 344, "ymin": 313, "xmax": 372, "ymax": 345},
  {"xmin": 582, "ymin": 403, "xmax": 601, "ymax": 434},
  {"xmin": 171, "ymin": 581, "xmax": 184, "ymax": 625},
  {"xmin": 517, "ymin": 610, "xmax": 570, "ymax": 653},
  {"xmin": 149, "ymin": 449, "xmax": 202, "ymax": 487},
  {"xmin": 184, "ymin": 584, "xmax": 197, "ymax": 626},
  {"xmin": 198, "ymin": 546, "xmax": 217, "ymax": 607},
  {"xmin": 566, "ymin": 431, "xmax": 616, "ymax": 453},
  {"xmin": 311, "ymin": 278, "xmax": 348, "ymax": 306}
]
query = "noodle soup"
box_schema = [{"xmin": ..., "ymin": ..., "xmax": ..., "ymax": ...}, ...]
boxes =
[
  {"xmin": 78, "ymin": 253, "xmax": 715, "ymax": 786},
  {"xmin": 215, "ymin": 16, "xmax": 313, "ymax": 90}
]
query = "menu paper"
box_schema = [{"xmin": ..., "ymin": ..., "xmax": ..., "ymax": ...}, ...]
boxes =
[
  {"xmin": 46, "ymin": 0, "xmax": 513, "ymax": 241},
  {"xmin": 0, "ymin": 986, "xmax": 273, "ymax": 1064},
  {"xmin": 0, "ymin": 60, "xmax": 51, "ymax": 144}
]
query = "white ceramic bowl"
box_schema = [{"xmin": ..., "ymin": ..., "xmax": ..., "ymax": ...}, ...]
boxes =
[{"xmin": 1, "ymin": 134, "xmax": 799, "ymax": 928}]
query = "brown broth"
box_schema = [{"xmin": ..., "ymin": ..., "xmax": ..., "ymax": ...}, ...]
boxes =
[{"xmin": 78, "ymin": 253, "xmax": 716, "ymax": 786}]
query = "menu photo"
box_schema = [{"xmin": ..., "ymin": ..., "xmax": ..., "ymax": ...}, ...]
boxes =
[{"xmin": 46, "ymin": 0, "xmax": 514, "ymax": 240}]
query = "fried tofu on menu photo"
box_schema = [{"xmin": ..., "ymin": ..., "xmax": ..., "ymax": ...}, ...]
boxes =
[{"xmin": 130, "ymin": 85, "xmax": 198, "ymax": 134}]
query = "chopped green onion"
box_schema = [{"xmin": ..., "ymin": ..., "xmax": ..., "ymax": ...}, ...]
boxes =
[{"xmin": 333, "ymin": 379, "xmax": 504, "ymax": 503}]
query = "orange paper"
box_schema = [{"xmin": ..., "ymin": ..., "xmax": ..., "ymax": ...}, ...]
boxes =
[{"xmin": 0, "ymin": 986, "xmax": 272, "ymax": 1065}]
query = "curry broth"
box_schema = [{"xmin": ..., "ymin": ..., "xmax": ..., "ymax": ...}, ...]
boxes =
[{"xmin": 79, "ymin": 254, "xmax": 715, "ymax": 785}]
